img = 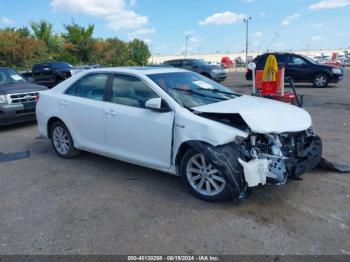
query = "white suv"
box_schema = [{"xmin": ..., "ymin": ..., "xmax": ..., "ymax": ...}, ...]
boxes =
[{"xmin": 36, "ymin": 67, "xmax": 322, "ymax": 202}]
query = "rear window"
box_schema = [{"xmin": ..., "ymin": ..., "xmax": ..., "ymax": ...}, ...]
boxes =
[
  {"xmin": 51, "ymin": 62, "xmax": 72, "ymax": 70},
  {"xmin": 165, "ymin": 61, "xmax": 182, "ymax": 67},
  {"xmin": 255, "ymin": 55, "xmax": 267, "ymax": 68},
  {"xmin": 33, "ymin": 64, "xmax": 49, "ymax": 71}
]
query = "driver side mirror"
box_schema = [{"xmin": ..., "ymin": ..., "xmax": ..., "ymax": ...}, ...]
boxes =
[{"xmin": 145, "ymin": 98, "xmax": 171, "ymax": 112}]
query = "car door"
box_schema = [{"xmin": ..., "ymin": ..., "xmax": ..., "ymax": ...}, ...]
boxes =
[
  {"xmin": 104, "ymin": 73, "xmax": 175, "ymax": 168},
  {"xmin": 60, "ymin": 73, "xmax": 110, "ymax": 153},
  {"xmin": 285, "ymin": 55, "xmax": 311, "ymax": 81}
]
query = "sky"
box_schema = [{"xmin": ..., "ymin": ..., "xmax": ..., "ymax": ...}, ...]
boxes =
[{"xmin": 0, "ymin": 0, "xmax": 350, "ymax": 55}]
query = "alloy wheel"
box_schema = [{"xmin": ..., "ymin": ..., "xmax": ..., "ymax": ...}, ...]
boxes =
[
  {"xmin": 186, "ymin": 153, "xmax": 226, "ymax": 196},
  {"xmin": 315, "ymin": 75, "xmax": 327, "ymax": 87},
  {"xmin": 52, "ymin": 126, "xmax": 70, "ymax": 155}
]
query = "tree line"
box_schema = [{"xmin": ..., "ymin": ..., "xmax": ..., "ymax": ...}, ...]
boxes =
[{"xmin": 0, "ymin": 20, "xmax": 151, "ymax": 70}]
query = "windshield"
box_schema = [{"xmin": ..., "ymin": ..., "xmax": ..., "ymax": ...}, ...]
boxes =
[
  {"xmin": 147, "ymin": 72, "xmax": 239, "ymax": 108},
  {"xmin": 302, "ymin": 55, "xmax": 317, "ymax": 64},
  {"xmin": 0, "ymin": 69, "xmax": 26, "ymax": 85}
]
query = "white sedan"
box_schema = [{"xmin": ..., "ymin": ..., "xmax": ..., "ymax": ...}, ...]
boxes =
[{"xmin": 36, "ymin": 67, "xmax": 322, "ymax": 202}]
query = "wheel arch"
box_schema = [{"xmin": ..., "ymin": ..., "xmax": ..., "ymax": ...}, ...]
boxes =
[
  {"xmin": 311, "ymin": 71, "xmax": 331, "ymax": 81},
  {"xmin": 176, "ymin": 139, "xmax": 248, "ymax": 201},
  {"xmin": 47, "ymin": 116, "xmax": 66, "ymax": 139},
  {"xmin": 175, "ymin": 140, "xmax": 216, "ymax": 171}
]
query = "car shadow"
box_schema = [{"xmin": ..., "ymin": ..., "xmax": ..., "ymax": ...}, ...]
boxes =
[
  {"xmin": 38, "ymin": 141, "xmax": 302, "ymax": 209},
  {"xmin": 0, "ymin": 121, "xmax": 37, "ymax": 131}
]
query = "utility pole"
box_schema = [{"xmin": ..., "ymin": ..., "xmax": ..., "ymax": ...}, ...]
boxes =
[
  {"xmin": 243, "ymin": 17, "xmax": 252, "ymax": 65},
  {"xmin": 185, "ymin": 34, "xmax": 191, "ymax": 59},
  {"xmin": 149, "ymin": 44, "xmax": 154, "ymax": 64}
]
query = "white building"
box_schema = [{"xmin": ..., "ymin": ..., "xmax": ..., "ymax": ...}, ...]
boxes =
[{"xmin": 150, "ymin": 49, "xmax": 349, "ymax": 65}]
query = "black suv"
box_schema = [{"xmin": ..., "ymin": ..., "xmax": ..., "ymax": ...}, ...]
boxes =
[
  {"xmin": 22, "ymin": 61, "xmax": 73, "ymax": 88},
  {"xmin": 246, "ymin": 53, "xmax": 344, "ymax": 88},
  {"xmin": 163, "ymin": 59, "xmax": 227, "ymax": 82}
]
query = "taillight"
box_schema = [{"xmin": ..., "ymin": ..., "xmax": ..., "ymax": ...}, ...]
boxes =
[{"xmin": 35, "ymin": 94, "xmax": 40, "ymax": 102}]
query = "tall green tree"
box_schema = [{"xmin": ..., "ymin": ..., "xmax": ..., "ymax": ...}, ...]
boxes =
[
  {"xmin": 62, "ymin": 21, "xmax": 94, "ymax": 63},
  {"xmin": 16, "ymin": 27, "xmax": 31, "ymax": 38},
  {"xmin": 90, "ymin": 38, "xmax": 128, "ymax": 66},
  {"xmin": 0, "ymin": 20, "xmax": 152, "ymax": 69},
  {"xmin": 30, "ymin": 20, "xmax": 53, "ymax": 47},
  {"xmin": 128, "ymin": 39, "xmax": 151, "ymax": 65}
]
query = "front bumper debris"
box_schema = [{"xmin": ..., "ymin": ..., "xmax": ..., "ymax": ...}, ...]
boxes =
[
  {"xmin": 285, "ymin": 135, "xmax": 322, "ymax": 177},
  {"xmin": 239, "ymin": 133, "xmax": 323, "ymax": 187}
]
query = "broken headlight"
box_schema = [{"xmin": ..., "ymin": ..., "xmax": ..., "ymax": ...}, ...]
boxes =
[{"xmin": 306, "ymin": 125, "xmax": 316, "ymax": 136}]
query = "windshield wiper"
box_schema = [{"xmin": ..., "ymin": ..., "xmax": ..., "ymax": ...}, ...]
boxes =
[
  {"xmin": 173, "ymin": 88, "xmax": 227, "ymax": 101},
  {"xmin": 196, "ymin": 87, "xmax": 237, "ymax": 97}
]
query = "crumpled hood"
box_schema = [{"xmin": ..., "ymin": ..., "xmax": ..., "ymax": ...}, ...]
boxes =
[{"xmin": 192, "ymin": 95, "xmax": 312, "ymax": 134}]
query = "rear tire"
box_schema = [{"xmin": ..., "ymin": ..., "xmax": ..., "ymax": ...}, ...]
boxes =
[
  {"xmin": 313, "ymin": 73, "xmax": 329, "ymax": 88},
  {"xmin": 180, "ymin": 148, "xmax": 231, "ymax": 202},
  {"xmin": 50, "ymin": 122, "xmax": 81, "ymax": 159}
]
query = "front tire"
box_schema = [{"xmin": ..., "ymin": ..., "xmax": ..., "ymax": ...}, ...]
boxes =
[
  {"xmin": 313, "ymin": 73, "xmax": 329, "ymax": 88},
  {"xmin": 180, "ymin": 148, "xmax": 231, "ymax": 202},
  {"xmin": 50, "ymin": 122, "xmax": 80, "ymax": 159}
]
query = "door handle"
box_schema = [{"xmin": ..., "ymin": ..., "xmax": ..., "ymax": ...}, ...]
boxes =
[
  {"xmin": 59, "ymin": 101, "xmax": 69, "ymax": 107},
  {"xmin": 105, "ymin": 109, "xmax": 117, "ymax": 117}
]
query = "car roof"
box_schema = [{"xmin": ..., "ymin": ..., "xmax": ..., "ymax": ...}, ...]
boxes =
[
  {"xmin": 164, "ymin": 59, "xmax": 197, "ymax": 62},
  {"xmin": 258, "ymin": 52, "xmax": 303, "ymax": 57},
  {"xmin": 83, "ymin": 66, "xmax": 188, "ymax": 75},
  {"xmin": 33, "ymin": 61, "xmax": 70, "ymax": 66}
]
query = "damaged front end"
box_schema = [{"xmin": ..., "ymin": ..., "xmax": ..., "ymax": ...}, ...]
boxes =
[{"xmin": 238, "ymin": 128, "xmax": 322, "ymax": 187}]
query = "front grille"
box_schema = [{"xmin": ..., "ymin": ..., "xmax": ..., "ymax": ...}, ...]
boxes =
[{"xmin": 8, "ymin": 92, "xmax": 39, "ymax": 104}]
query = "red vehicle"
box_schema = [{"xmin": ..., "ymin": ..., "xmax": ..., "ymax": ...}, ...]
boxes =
[
  {"xmin": 221, "ymin": 57, "xmax": 233, "ymax": 68},
  {"xmin": 321, "ymin": 52, "xmax": 342, "ymax": 67},
  {"xmin": 323, "ymin": 60, "xmax": 342, "ymax": 67}
]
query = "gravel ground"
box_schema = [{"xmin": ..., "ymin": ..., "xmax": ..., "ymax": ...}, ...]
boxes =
[{"xmin": 0, "ymin": 70, "xmax": 349, "ymax": 255}]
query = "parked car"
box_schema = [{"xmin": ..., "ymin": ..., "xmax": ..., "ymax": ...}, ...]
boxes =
[
  {"xmin": 343, "ymin": 58, "xmax": 350, "ymax": 67},
  {"xmin": 36, "ymin": 67, "xmax": 322, "ymax": 202},
  {"xmin": 21, "ymin": 61, "xmax": 73, "ymax": 88},
  {"xmin": 163, "ymin": 59, "xmax": 227, "ymax": 82},
  {"xmin": 246, "ymin": 53, "xmax": 344, "ymax": 88},
  {"xmin": 0, "ymin": 67, "xmax": 48, "ymax": 126}
]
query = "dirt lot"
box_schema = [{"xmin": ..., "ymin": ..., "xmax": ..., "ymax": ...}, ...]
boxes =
[{"xmin": 0, "ymin": 70, "xmax": 349, "ymax": 255}]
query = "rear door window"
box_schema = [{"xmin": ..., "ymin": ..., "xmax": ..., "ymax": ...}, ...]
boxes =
[
  {"xmin": 288, "ymin": 56, "xmax": 307, "ymax": 66},
  {"xmin": 65, "ymin": 73, "xmax": 109, "ymax": 101}
]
